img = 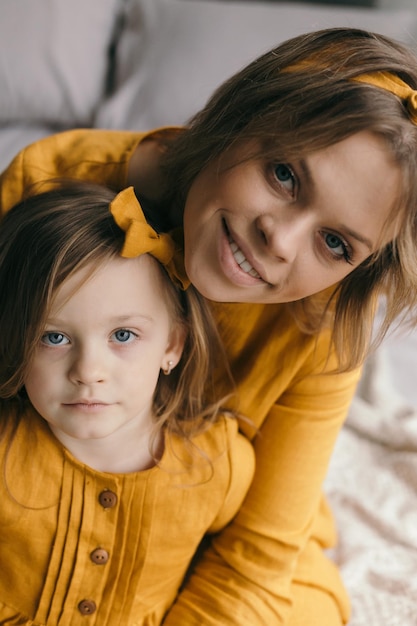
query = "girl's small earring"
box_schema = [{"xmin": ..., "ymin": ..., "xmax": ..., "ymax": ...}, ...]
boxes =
[{"xmin": 163, "ymin": 360, "xmax": 174, "ymax": 376}]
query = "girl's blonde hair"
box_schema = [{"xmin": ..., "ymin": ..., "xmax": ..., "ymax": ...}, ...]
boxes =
[
  {"xmin": 0, "ymin": 181, "xmax": 231, "ymax": 440},
  {"xmin": 161, "ymin": 28, "xmax": 417, "ymax": 371}
]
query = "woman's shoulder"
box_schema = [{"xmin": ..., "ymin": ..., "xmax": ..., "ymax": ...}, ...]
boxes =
[{"xmin": 0, "ymin": 128, "xmax": 155, "ymax": 216}]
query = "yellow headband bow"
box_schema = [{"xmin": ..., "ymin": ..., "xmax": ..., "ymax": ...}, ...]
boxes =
[
  {"xmin": 283, "ymin": 61, "xmax": 417, "ymax": 125},
  {"xmin": 351, "ymin": 71, "xmax": 417, "ymax": 124},
  {"xmin": 110, "ymin": 186, "xmax": 190, "ymax": 290}
]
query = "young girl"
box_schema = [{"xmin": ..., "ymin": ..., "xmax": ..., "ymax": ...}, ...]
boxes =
[
  {"xmin": 2, "ymin": 26, "xmax": 417, "ymax": 626},
  {"xmin": 0, "ymin": 181, "xmax": 254, "ymax": 625}
]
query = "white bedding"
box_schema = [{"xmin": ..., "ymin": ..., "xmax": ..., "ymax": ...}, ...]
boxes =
[{"xmin": 326, "ymin": 331, "xmax": 417, "ymax": 625}]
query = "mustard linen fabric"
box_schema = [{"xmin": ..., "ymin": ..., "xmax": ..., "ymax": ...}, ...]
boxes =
[
  {"xmin": 0, "ymin": 409, "xmax": 254, "ymax": 625},
  {"xmin": 0, "ymin": 129, "xmax": 361, "ymax": 625}
]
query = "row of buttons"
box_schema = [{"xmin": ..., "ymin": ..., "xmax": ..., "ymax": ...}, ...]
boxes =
[{"xmin": 77, "ymin": 490, "xmax": 118, "ymax": 616}]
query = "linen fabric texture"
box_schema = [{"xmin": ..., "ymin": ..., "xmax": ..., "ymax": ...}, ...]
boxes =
[
  {"xmin": 0, "ymin": 409, "xmax": 253, "ymax": 625},
  {"xmin": 0, "ymin": 129, "xmax": 361, "ymax": 625}
]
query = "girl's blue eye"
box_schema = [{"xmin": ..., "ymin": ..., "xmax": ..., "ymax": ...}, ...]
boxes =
[
  {"xmin": 274, "ymin": 164, "xmax": 295, "ymax": 192},
  {"xmin": 42, "ymin": 332, "xmax": 68, "ymax": 346},
  {"xmin": 113, "ymin": 329, "xmax": 135, "ymax": 343},
  {"xmin": 324, "ymin": 232, "xmax": 351, "ymax": 262}
]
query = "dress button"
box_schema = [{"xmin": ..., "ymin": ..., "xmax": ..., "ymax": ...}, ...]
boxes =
[
  {"xmin": 78, "ymin": 599, "xmax": 97, "ymax": 615},
  {"xmin": 90, "ymin": 547, "xmax": 109, "ymax": 565},
  {"xmin": 98, "ymin": 489, "xmax": 118, "ymax": 508}
]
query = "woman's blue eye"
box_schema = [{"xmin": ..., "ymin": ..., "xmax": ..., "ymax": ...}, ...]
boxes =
[
  {"xmin": 42, "ymin": 332, "xmax": 68, "ymax": 346},
  {"xmin": 324, "ymin": 233, "xmax": 351, "ymax": 262},
  {"xmin": 274, "ymin": 164, "xmax": 295, "ymax": 192},
  {"xmin": 113, "ymin": 329, "xmax": 135, "ymax": 343}
]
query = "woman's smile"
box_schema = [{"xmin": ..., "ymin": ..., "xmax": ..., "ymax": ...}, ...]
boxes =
[
  {"xmin": 221, "ymin": 218, "xmax": 266, "ymax": 284},
  {"xmin": 229, "ymin": 240, "xmax": 261, "ymax": 279}
]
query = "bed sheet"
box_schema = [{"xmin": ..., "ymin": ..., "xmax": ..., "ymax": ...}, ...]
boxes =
[{"xmin": 325, "ymin": 330, "xmax": 417, "ymax": 625}]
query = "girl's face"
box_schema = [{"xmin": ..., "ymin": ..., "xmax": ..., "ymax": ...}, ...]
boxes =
[
  {"xmin": 183, "ymin": 131, "xmax": 401, "ymax": 303},
  {"xmin": 24, "ymin": 255, "xmax": 184, "ymax": 466}
]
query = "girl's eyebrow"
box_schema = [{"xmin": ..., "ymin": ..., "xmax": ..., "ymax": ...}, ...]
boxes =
[
  {"xmin": 110, "ymin": 314, "xmax": 155, "ymax": 324},
  {"xmin": 45, "ymin": 314, "xmax": 155, "ymax": 325}
]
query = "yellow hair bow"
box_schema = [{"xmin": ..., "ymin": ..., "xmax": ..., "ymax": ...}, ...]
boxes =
[
  {"xmin": 110, "ymin": 186, "xmax": 190, "ymax": 289},
  {"xmin": 352, "ymin": 71, "xmax": 417, "ymax": 124}
]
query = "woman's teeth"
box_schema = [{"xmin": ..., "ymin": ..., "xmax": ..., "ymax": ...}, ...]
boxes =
[{"xmin": 230, "ymin": 241, "xmax": 261, "ymax": 278}]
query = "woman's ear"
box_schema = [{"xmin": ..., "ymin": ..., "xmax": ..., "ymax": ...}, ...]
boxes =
[{"xmin": 161, "ymin": 323, "xmax": 186, "ymax": 374}]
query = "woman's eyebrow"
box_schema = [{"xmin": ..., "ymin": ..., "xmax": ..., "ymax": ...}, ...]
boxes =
[
  {"xmin": 299, "ymin": 158, "xmax": 373, "ymax": 252},
  {"xmin": 299, "ymin": 158, "xmax": 314, "ymax": 188},
  {"xmin": 340, "ymin": 226, "xmax": 373, "ymax": 252}
]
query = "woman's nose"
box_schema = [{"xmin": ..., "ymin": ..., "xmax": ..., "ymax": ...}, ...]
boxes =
[
  {"xmin": 69, "ymin": 345, "xmax": 106, "ymax": 385},
  {"xmin": 255, "ymin": 212, "xmax": 309, "ymax": 262}
]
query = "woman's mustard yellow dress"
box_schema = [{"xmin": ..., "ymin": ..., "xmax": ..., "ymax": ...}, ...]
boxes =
[{"xmin": 0, "ymin": 129, "xmax": 361, "ymax": 625}]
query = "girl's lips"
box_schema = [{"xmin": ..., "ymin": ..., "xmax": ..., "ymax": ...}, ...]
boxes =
[
  {"xmin": 63, "ymin": 401, "xmax": 112, "ymax": 413},
  {"xmin": 65, "ymin": 398, "xmax": 109, "ymax": 405}
]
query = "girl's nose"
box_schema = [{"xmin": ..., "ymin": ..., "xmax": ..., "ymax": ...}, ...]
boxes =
[
  {"xmin": 255, "ymin": 212, "xmax": 309, "ymax": 263},
  {"xmin": 69, "ymin": 346, "xmax": 106, "ymax": 385}
]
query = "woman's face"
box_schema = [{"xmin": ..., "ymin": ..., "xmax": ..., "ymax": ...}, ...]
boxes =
[{"xmin": 183, "ymin": 131, "xmax": 401, "ymax": 303}]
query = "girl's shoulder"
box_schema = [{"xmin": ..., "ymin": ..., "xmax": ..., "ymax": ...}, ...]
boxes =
[
  {"xmin": 162, "ymin": 414, "xmax": 254, "ymax": 480},
  {"xmin": 195, "ymin": 415, "xmax": 254, "ymax": 533},
  {"xmin": 192, "ymin": 413, "xmax": 253, "ymax": 458},
  {"xmin": 0, "ymin": 407, "xmax": 64, "ymax": 510}
]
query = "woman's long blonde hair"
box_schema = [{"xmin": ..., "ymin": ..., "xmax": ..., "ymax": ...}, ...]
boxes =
[{"xmin": 161, "ymin": 28, "xmax": 417, "ymax": 371}]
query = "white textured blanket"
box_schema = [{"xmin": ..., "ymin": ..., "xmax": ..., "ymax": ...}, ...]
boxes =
[{"xmin": 325, "ymin": 344, "xmax": 417, "ymax": 625}]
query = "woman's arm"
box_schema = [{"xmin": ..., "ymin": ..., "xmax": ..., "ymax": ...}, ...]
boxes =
[
  {"xmin": 0, "ymin": 128, "xmax": 145, "ymax": 215},
  {"xmin": 162, "ymin": 351, "xmax": 360, "ymax": 625}
]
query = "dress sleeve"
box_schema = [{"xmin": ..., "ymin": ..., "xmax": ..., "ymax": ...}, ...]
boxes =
[
  {"xmin": 163, "ymin": 354, "xmax": 360, "ymax": 625},
  {"xmin": 0, "ymin": 128, "xmax": 144, "ymax": 215},
  {"xmin": 208, "ymin": 417, "xmax": 255, "ymax": 534}
]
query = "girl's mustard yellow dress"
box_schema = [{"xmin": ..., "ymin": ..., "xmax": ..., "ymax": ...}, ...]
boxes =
[
  {"xmin": 0, "ymin": 129, "xmax": 361, "ymax": 626},
  {"xmin": 0, "ymin": 408, "xmax": 254, "ymax": 625}
]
